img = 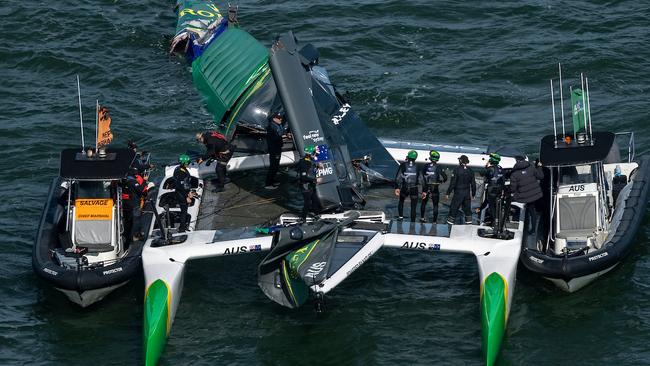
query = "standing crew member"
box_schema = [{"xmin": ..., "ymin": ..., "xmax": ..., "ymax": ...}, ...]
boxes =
[
  {"xmin": 196, "ymin": 131, "xmax": 232, "ymax": 192},
  {"xmin": 612, "ymin": 165, "xmax": 628, "ymax": 207},
  {"xmin": 509, "ymin": 155, "xmax": 544, "ymax": 234},
  {"xmin": 173, "ymin": 154, "xmax": 193, "ymax": 233},
  {"xmin": 395, "ymin": 150, "xmax": 420, "ymax": 221},
  {"xmin": 121, "ymin": 167, "xmax": 146, "ymax": 248},
  {"xmin": 298, "ymin": 145, "xmax": 319, "ymax": 221},
  {"xmin": 265, "ymin": 113, "xmax": 286, "ymax": 189},
  {"xmin": 420, "ymin": 150, "xmax": 447, "ymax": 223},
  {"xmin": 476, "ymin": 153, "xmax": 505, "ymax": 225},
  {"xmin": 445, "ymin": 155, "xmax": 476, "ymax": 225}
]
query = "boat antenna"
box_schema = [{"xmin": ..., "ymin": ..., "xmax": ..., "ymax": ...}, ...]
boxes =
[
  {"xmin": 558, "ymin": 63, "xmax": 566, "ymax": 138},
  {"xmin": 76, "ymin": 75, "xmax": 85, "ymax": 152},
  {"xmin": 580, "ymin": 73, "xmax": 588, "ymax": 142},
  {"xmin": 550, "ymin": 79, "xmax": 557, "ymax": 147},
  {"xmin": 585, "ymin": 76, "xmax": 594, "ymax": 145},
  {"xmin": 95, "ymin": 100, "xmax": 99, "ymax": 152}
]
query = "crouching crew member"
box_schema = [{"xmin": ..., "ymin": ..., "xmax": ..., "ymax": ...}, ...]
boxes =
[
  {"xmin": 420, "ymin": 150, "xmax": 447, "ymax": 223},
  {"xmin": 395, "ymin": 150, "xmax": 420, "ymax": 221},
  {"xmin": 174, "ymin": 154, "xmax": 193, "ymax": 233},
  {"xmin": 476, "ymin": 153, "xmax": 505, "ymax": 225},
  {"xmin": 298, "ymin": 145, "xmax": 319, "ymax": 221},
  {"xmin": 196, "ymin": 130, "xmax": 233, "ymax": 192},
  {"xmin": 445, "ymin": 155, "xmax": 476, "ymax": 225}
]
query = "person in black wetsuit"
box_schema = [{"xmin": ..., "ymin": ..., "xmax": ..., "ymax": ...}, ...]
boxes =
[
  {"xmin": 196, "ymin": 131, "xmax": 233, "ymax": 192},
  {"xmin": 121, "ymin": 167, "xmax": 146, "ymax": 248},
  {"xmin": 265, "ymin": 113, "xmax": 286, "ymax": 189},
  {"xmin": 445, "ymin": 155, "xmax": 476, "ymax": 225},
  {"xmin": 298, "ymin": 145, "xmax": 319, "ymax": 221},
  {"xmin": 612, "ymin": 165, "xmax": 628, "ymax": 208},
  {"xmin": 476, "ymin": 153, "xmax": 505, "ymax": 225},
  {"xmin": 394, "ymin": 150, "xmax": 420, "ymax": 221},
  {"xmin": 173, "ymin": 154, "xmax": 193, "ymax": 233},
  {"xmin": 420, "ymin": 150, "xmax": 447, "ymax": 223}
]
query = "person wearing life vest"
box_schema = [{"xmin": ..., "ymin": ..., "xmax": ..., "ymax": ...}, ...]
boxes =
[
  {"xmin": 121, "ymin": 167, "xmax": 146, "ymax": 248},
  {"xmin": 420, "ymin": 150, "xmax": 447, "ymax": 223},
  {"xmin": 395, "ymin": 150, "xmax": 420, "ymax": 221},
  {"xmin": 298, "ymin": 145, "xmax": 319, "ymax": 221},
  {"xmin": 196, "ymin": 131, "xmax": 233, "ymax": 192},
  {"xmin": 174, "ymin": 154, "xmax": 194, "ymax": 233},
  {"xmin": 265, "ymin": 113, "xmax": 287, "ymax": 189},
  {"xmin": 445, "ymin": 155, "xmax": 476, "ymax": 225},
  {"xmin": 476, "ymin": 153, "xmax": 505, "ymax": 225}
]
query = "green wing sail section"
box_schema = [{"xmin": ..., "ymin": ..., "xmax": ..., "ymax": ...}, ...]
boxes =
[
  {"xmin": 191, "ymin": 28, "xmax": 270, "ymax": 136},
  {"xmin": 174, "ymin": 0, "xmax": 223, "ymax": 39},
  {"xmin": 571, "ymin": 88, "xmax": 589, "ymax": 134}
]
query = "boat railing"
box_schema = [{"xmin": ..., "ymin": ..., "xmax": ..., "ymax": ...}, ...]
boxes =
[{"xmin": 614, "ymin": 132, "xmax": 635, "ymax": 163}]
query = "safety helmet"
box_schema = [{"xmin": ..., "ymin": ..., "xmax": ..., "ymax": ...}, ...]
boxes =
[
  {"xmin": 407, "ymin": 150, "xmax": 418, "ymax": 160},
  {"xmin": 179, "ymin": 154, "xmax": 190, "ymax": 166},
  {"xmin": 429, "ymin": 150, "xmax": 440, "ymax": 161},
  {"xmin": 489, "ymin": 153, "xmax": 501, "ymax": 165},
  {"xmin": 459, "ymin": 155, "xmax": 469, "ymax": 164},
  {"xmin": 304, "ymin": 145, "xmax": 316, "ymax": 156}
]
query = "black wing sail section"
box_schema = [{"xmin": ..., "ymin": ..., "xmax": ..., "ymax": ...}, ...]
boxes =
[
  {"xmin": 311, "ymin": 75, "xmax": 397, "ymax": 182},
  {"xmin": 269, "ymin": 32, "xmax": 346, "ymax": 211}
]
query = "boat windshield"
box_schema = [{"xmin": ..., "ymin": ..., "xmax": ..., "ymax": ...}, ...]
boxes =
[
  {"xmin": 75, "ymin": 180, "xmax": 112, "ymax": 199},
  {"xmin": 558, "ymin": 164, "xmax": 598, "ymax": 185}
]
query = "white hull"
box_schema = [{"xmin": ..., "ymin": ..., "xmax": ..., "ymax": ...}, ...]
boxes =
[
  {"xmin": 55, "ymin": 281, "xmax": 129, "ymax": 307},
  {"xmin": 545, "ymin": 263, "xmax": 618, "ymax": 292}
]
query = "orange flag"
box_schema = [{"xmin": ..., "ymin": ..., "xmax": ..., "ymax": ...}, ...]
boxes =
[{"xmin": 96, "ymin": 106, "xmax": 113, "ymax": 148}]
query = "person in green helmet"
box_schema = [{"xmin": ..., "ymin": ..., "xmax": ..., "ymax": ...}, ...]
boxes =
[
  {"xmin": 476, "ymin": 153, "xmax": 505, "ymax": 225},
  {"xmin": 173, "ymin": 154, "xmax": 193, "ymax": 232},
  {"xmin": 419, "ymin": 150, "xmax": 447, "ymax": 223},
  {"xmin": 298, "ymin": 145, "xmax": 319, "ymax": 220},
  {"xmin": 394, "ymin": 150, "xmax": 420, "ymax": 221}
]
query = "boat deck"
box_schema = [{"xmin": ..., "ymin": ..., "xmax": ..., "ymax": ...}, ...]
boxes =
[
  {"xmin": 195, "ymin": 168, "xmax": 518, "ymax": 232},
  {"xmin": 195, "ymin": 170, "xmax": 300, "ymax": 231}
]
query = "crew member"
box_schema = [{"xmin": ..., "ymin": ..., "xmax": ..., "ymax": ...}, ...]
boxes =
[
  {"xmin": 612, "ymin": 165, "xmax": 627, "ymax": 208},
  {"xmin": 509, "ymin": 155, "xmax": 544, "ymax": 234},
  {"xmin": 265, "ymin": 113, "xmax": 286, "ymax": 189},
  {"xmin": 127, "ymin": 139, "xmax": 153, "ymax": 175},
  {"xmin": 174, "ymin": 154, "xmax": 193, "ymax": 233},
  {"xmin": 121, "ymin": 167, "xmax": 146, "ymax": 248},
  {"xmin": 196, "ymin": 131, "xmax": 233, "ymax": 192},
  {"xmin": 445, "ymin": 155, "xmax": 476, "ymax": 225},
  {"xmin": 420, "ymin": 150, "xmax": 447, "ymax": 223},
  {"xmin": 298, "ymin": 145, "xmax": 318, "ymax": 221},
  {"xmin": 476, "ymin": 153, "xmax": 505, "ymax": 225},
  {"xmin": 395, "ymin": 150, "xmax": 420, "ymax": 221}
]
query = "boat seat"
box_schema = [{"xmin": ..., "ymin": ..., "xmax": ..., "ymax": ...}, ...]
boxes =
[{"xmin": 558, "ymin": 195, "xmax": 597, "ymax": 235}]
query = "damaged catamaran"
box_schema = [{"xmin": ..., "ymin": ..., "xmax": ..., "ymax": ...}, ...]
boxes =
[{"xmin": 141, "ymin": 3, "xmax": 528, "ymax": 365}]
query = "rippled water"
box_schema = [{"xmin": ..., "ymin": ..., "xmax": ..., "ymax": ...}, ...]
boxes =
[{"xmin": 2, "ymin": 1, "xmax": 649, "ymax": 365}]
